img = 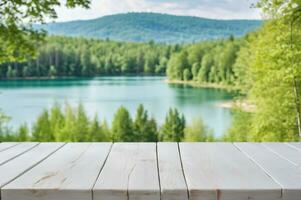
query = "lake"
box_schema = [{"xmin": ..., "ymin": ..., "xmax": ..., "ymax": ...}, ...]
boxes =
[{"xmin": 0, "ymin": 76, "xmax": 234, "ymax": 137}]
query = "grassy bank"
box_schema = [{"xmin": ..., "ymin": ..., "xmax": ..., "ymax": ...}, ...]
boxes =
[
  {"xmin": 216, "ymin": 100, "xmax": 255, "ymax": 112},
  {"xmin": 164, "ymin": 79, "xmax": 256, "ymax": 112},
  {"xmin": 164, "ymin": 79, "xmax": 239, "ymax": 92}
]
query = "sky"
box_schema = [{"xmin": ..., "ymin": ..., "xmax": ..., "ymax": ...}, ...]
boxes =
[{"xmin": 54, "ymin": 0, "xmax": 261, "ymax": 22}]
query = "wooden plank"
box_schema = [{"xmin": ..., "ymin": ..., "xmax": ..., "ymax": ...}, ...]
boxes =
[
  {"xmin": 235, "ymin": 143, "xmax": 301, "ymax": 200},
  {"xmin": 180, "ymin": 143, "xmax": 281, "ymax": 200},
  {"xmin": 0, "ymin": 143, "xmax": 64, "ymax": 188},
  {"xmin": 0, "ymin": 143, "xmax": 38, "ymax": 166},
  {"xmin": 2, "ymin": 143, "xmax": 112, "ymax": 200},
  {"xmin": 93, "ymin": 143, "xmax": 160, "ymax": 200},
  {"xmin": 0, "ymin": 143, "xmax": 19, "ymax": 153},
  {"xmin": 263, "ymin": 143, "xmax": 301, "ymax": 167},
  {"xmin": 157, "ymin": 142, "xmax": 188, "ymax": 200},
  {"xmin": 287, "ymin": 142, "xmax": 301, "ymax": 152}
]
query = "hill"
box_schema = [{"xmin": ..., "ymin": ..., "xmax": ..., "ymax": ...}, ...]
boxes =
[{"xmin": 37, "ymin": 12, "xmax": 262, "ymax": 43}]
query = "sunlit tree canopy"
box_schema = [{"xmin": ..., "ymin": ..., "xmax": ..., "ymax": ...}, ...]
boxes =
[{"xmin": 0, "ymin": 0, "xmax": 90, "ymax": 63}]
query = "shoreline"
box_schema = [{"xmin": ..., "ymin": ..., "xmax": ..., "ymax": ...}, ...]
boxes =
[
  {"xmin": 164, "ymin": 79, "xmax": 239, "ymax": 91},
  {"xmin": 0, "ymin": 74, "xmax": 166, "ymax": 81},
  {"xmin": 216, "ymin": 100, "xmax": 255, "ymax": 112},
  {"xmin": 163, "ymin": 79, "xmax": 255, "ymax": 112},
  {"xmin": 164, "ymin": 79, "xmax": 257, "ymax": 112}
]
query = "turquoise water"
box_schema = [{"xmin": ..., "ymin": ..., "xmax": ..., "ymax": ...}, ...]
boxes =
[{"xmin": 0, "ymin": 76, "xmax": 234, "ymax": 137}]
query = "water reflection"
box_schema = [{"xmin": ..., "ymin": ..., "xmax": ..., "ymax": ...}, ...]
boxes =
[
  {"xmin": 168, "ymin": 83, "xmax": 234, "ymax": 105},
  {"xmin": 0, "ymin": 76, "xmax": 234, "ymax": 136}
]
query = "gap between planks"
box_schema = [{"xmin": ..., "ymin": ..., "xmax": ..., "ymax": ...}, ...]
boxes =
[
  {"xmin": 91, "ymin": 143, "xmax": 113, "ymax": 200},
  {"xmin": 0, "ymin": 143, "xmax": 66, "ymax": 189},
  {"xmin": 0, "ymin": 143, "xmax": 20, "ymax": 153},
  {"xmin": 177, "ymin": 143, "xmax": 190, "ymax": 200},
  {"xmin": 3, "ymin": 143, "xmax": 300, "ymax": 200},
  {"xmin": 234, "ymin": 142, "xmax": 301, "ymax": 200},
  {"xmin": 155, "ymin": 143, "xmax": 162, "ymax": 200},
  {"xmin": 0, "ymin": 143, "xmax": 39, "ymax": 166},
  {"xmin": 233, "ymin": 143, "xmax": 285, "ymax": 199}
]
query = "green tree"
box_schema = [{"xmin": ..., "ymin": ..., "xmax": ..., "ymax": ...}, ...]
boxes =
[
  {"xmin": 49, "ymin": 103, "xmax": 64, "ymax": 141},
  {"xmin": 89, "ymin": 115, "xmax": 109, "ymax": 142},
  {"xmin": 49, "ymin": 65, "xmax": 57, "ymax": 77},
  {"xmin": 156, "ymin": 57, "xmax": 168, "ymax": 74},
  {"xmin": 144, "ymin": 53, "xmax": 157, "ymax": 74},
  {"xmin": 227, "ymin": 20, "xmax": 301, "ymax": 142},
  {"xmin": 57, "ymin": 103, "xmax": 77, "ymax": 141},
  {"xmin": 0, "ymin": 36, "xmax": 173, "ymax": 78},
  {"xmin": 6, "ymin": 66, "xmax": 14, "ymax": 78},
  {"xmin": 160, "ymin": 108, "xmax": 185, "ymax": 142},
  {"xmin": 0, "ymin": 0, "xmax": 90, "ymax": 63},
  {"xmin": 256, "ymin": 0, "xmax": 301, "ymax": 18},
  {"xmin": 248, "ymin": 22, "xmax": 301, "ymax": 141},
  {"xmin": 184, "ymin": 118, "xmax": 214, "ymax": 142},
  {"xmin": 255, "ymin": 0, "xmax": 301, "ymax": 140},
  {"xmin": 74, "ymin": 103, "xmax": 90, "ymax": 141},
  {"xmin": 167, "ymin": 51, "xmax": 189, "ymax": 80},
  {"xmin": 133, "ymin": 104, "xmax": 148, "ymax": 141},
  {"xmin": 183, "ymin": 69, "xmax": 192, "ymax": 81},
  {"xmin": 191, "ymin": 63, "xmax": 201, "ymax": 81},
  {"xmin": 17, "ymin": 123, "xmax": 30, "ymax": 141},
  {"xmin": 198, "ymin": 53, "xmax": 213, "ymax": 82},
  {"xmin": 0, "ymin": 110, "xmax": 11, "ymax": 141},
  {"xmin": 32, "ymin": 109, "xmax": 54, "ymax": 141},
  {"xmin": 218, "ymin": 42, "xmax": 238, "ymax": 84},
  {"xmin": 223, "ymin": 109, "xmax": 252, "ymax": 142},
  {"xmin": 112, "ymin": 106, "xmax": 134, "ymax": 142},
  {"xmin": 101, "ymin": 120, "xmax": 112, "ymax": 141},
  {"xmin": 133, "ymin": 104, "xmax": 158, "ymax": 142},
  {"xmin": 233, "ymin": 35, "xmax": 254, "ymax": 92},
  {"xmin": 22, "ymin": 66, "xmax": 31, "ymax": 77},
  {"xmin": 145, "ymin": 118, "xmax": 158, "ymax": 142}
]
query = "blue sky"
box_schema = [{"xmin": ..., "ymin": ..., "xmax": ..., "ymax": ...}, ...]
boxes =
[{"xmin": 54, "ymin": 0, "xmax": 261, "ymax": 22}]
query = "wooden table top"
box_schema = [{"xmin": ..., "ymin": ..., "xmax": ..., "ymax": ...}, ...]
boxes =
[{"xmin": 0, "ymin": 142, "xmax": 301, "ymax": 200}]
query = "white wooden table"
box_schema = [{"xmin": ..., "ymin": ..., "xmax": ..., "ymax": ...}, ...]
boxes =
[{"xmin": 0, "ymin": 142, "xmax": 301, "ymax": 200}]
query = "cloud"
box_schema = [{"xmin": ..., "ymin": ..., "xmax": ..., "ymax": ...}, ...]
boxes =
[{"xmin": 54, "ymin": 0, "xmax": 261, "ymax": 22}]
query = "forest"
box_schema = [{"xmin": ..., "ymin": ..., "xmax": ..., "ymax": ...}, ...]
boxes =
[
  {"xmin": 36, "ymin": 12, "xmax": 261, "ymax": 43},
  {"xmin": 0, "ymin": 104, "xmax": 214, "ymax": 142},
  {"xmin": 1, "ymin": 0, "xmax": 301, "ymax": 142},
  {"xmin": 166, "ymin": 35, "xmax": 241, "ymax": 86},
  {"xmin": 0, "ymin": 37, "xmax": 176, "ymax": 78},
  {"xmin": 0, "ymin": 35, "xmax": 243, "ymax": 84}
]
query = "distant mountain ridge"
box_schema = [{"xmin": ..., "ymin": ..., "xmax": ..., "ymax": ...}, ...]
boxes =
[{"xmin": 37, "ymin": 12, "xmax": 262, "ymax": 43}]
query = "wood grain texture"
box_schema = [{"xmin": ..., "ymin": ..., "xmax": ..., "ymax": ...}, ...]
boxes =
[
  {"xmin": 2, "ymin": 143, "xmax": 112, "ymax": 200},
  {"xmin": 2, "ymin": 142, "xmax": 301, "ymax": 200},
  {"xmin": 157, "ymin": 142, "xmax": 188, "ymax": 200},
  {"xmin": 263, "ymin": 143, "xmax": 301, "ymax": 167},
  {"xmin": 180, "ymin": 143, "xmax": 281, "ymax": 200},
  {"xmin": 0, "ymin": 143, "xmax": 19, "ymax": 153},
  {"xmin": 93, "ymin": 143, "xmax": 160, "ymax": 200},
  {"xmin": 0, "ymin": 143, "xmax": 64, "ymax": 188},
  {"xmin": 235, "ymin": 143, "xmax": 301, "ymax": 200},
  {"xmin": 0, "ymin": 143, "xmax": 38, "ymax": 166},
  {"xmin": 287, "ymin": 142, "xmax": 301, "ymax": 152}
]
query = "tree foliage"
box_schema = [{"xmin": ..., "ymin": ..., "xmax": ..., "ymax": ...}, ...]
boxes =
[
  {"xmin": 0, "ymin": 36, "xmax": 175, "ymax": 78},
  {"xmin": 160, "ymin": 108, "xmax": 186, "ymax": 142},
  {"xmin": 0, "ymin": 0, "xmax": 90, "ymax": 63},
  {"xmin": 112, "ymin": 106, "xmax": 134, "ymax": 142},
  {"xmin": 184, "ymin": 118, "xmax": 214, "ymax": 142},
  {"xmin": 133, "ymin": 104, "xmax": 158, "ymax": 142},
  {"xmin": 0, "ymin": 109, "xmax": 10, "ymax": 141},
  {"xmin": 35, "ymin": 13, "xmax": 262, "ymax": 43},
  {"xmin": 166, "ymin": 36, "xmax": 241, "ymax": 85},
  {"xmin": 225, "ymin": 0, "xmax": 301, "ymax": 141},
  {"xmin": 0, "ymin": 103, "xmax": 201, "ymax": 142},
  {"xmin": 3, "ymin": 0, "xmax": 301, "ymax": 143}
]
